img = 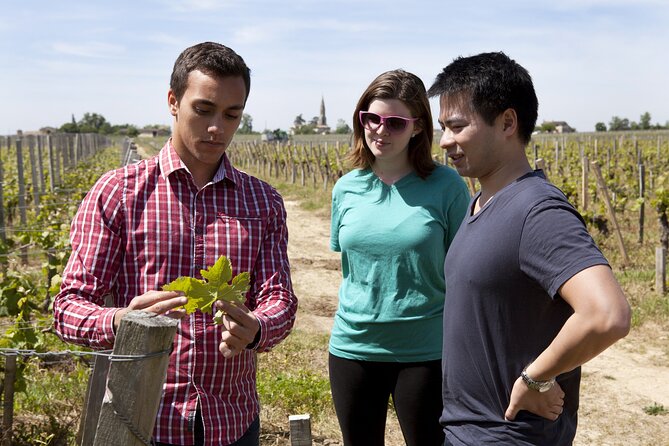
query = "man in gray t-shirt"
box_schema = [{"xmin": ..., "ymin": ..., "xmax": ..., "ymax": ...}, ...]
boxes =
[{"xmin": 428, "ymin": 52, "xmax": 631, "ymax": 445}]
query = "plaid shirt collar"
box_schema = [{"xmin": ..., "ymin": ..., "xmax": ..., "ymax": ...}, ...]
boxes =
[{"xmin": 159, "ymin": 138, "xmax": 240, "ymax": 187}]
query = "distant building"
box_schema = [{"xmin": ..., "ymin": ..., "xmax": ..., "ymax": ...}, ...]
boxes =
[{"xmin": 542, "ymin": 121, "xmax": 576, "ymax": 133}]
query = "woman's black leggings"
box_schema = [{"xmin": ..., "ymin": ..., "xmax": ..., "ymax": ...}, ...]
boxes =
[{"xmin": 328, "ymin": 353, "xmax": 444, "ymax": 446}]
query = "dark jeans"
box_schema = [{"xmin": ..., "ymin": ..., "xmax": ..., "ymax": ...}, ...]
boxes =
[
  {"xmin": 154, "ymin": 411, "xmax": 260, "ymax": 446},
  {"xmin": 329, "ymin": 353, "xmax": 444, "ymax": 446}
]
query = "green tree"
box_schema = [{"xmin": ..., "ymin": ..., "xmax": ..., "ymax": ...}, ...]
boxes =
[
  {"xmin": 540, "ymin": 122, "xmax": 556, "ymax": 133},
  {"xmin": 78, "ymin": 112, "xmax": 111, "ymax": 134},
  {"xmin": 112, "ymin": 124, "xmax": 139, "ymax": 137},
  {"xmin": 294, "ymin": 124, "xmax": 316, "ymax": 135},
  {"xmin": 335, "ymin": 119, "xmax": 351, "ymax": 134},
  {"xmin": 640, "ymin": 112, "xmax": 652, "ymax": 130},
  {"xmin": 272, "ymin": 128, "xmax": 288, "ymax": 141},
  {"xmin": 608, "ymin": 116, "xmax": 630, "ymax": 131},
  {"xmin": 238, "ymin": 113, "xmax": 254, "ymax": 134},
  {"xmin": 60, "ymin": 114, "xmax": 79, "ymax": 133},
  {"xmin": 595, "ymin": 122, "xmax": 607, "ymax": 132},
  {"xmin": 293, "ymin": 114, "xmax": 306, "ymax": 128}
]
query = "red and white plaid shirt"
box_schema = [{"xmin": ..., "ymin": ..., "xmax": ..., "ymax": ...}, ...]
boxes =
[{"xmin": 53, "ymin": 141, "xmax": 297, "ymax": 445}]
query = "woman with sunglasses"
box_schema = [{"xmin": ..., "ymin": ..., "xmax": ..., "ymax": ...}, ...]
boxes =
[{"xmin": 328, "ymin": 69, "xmax": 470, "ymax": 446}]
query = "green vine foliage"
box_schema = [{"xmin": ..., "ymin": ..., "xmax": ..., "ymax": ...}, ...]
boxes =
[
  {"xmin": 651, "ymin": 174, "xmax": 669, "ymax": 250},
  {"xmin": 0, "ymin": 142, "xmax": 122, "ymax": 397}
]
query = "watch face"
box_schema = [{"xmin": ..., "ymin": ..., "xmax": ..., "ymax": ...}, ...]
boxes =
[{"xmin": 522, "ymin": 370, "xmax": 555, "ymax": 392}]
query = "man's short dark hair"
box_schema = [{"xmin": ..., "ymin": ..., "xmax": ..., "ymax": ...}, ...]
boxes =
[
  {"xmin": 428, "ymin": 52, "xmax": 538, "ymax": 145},
  {"xmin": 170, "ymin": 42, "xmax": 251, "ymax": 102}
]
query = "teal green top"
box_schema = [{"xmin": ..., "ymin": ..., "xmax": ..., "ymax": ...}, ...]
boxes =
[{"xmin": 329, "ymin": 165, "xmax": 470, "ymax": 362}]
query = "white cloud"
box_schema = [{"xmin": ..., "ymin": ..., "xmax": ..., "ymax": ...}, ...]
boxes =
[{"xmin": 51, "ymin": 41, "xmax": 125, "ymax": 59}]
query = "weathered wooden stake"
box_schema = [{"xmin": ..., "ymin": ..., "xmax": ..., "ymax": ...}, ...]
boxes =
[
  {"xmin": 1, "ymin": 354, "xmax": 17, "ymax": 446},
  {"xmin": 656, "ymin": 247, "xmax": 666, "ymax": 294},
  {"xmin": 15, "ymin": 134, "xmax": 28, "ymax": 264},
  {"xmin": 0, "ymin": 139, "xmax": 5, "ymax": 242},
  {"xmin": 78, "ymin": 355, "xmax": 111, "ymax": 446},
  {"xmin": 93, "ymin": 311, "xmax": 178, "ymax": 446},
  {"xmin": 591, "ymin": 161, "xmax": 630, "ymax": 266},
  {"xmin": 581, "ymin": 155, "xmax": 589, "ymax": 212},
  {"xmin": 638, "ymin": 164, "xmax": 645, "ymax": 244},
  {"xmin": 289, "ymin": 414, "xmax": 313, "ymax": 446},
  {"xmin": 28, "ymin": 136, "xmax": 40, "ymax": 214}
]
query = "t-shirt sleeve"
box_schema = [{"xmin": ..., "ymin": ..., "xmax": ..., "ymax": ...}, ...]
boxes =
[
  {"xmin": 519, "ymin": 198, "xmax": 609, "ymax": 298},
  {"xmin": 330, "ymin": 187, "xmax": 342, "ymax": 252}
]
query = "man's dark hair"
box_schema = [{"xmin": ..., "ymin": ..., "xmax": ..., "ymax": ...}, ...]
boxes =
[
  {"xmin": 170, "ymin": 42, "xmax": 251, "ymax": 102},
  {"xmin": 428, "ymin": 52, "xmax": 538, "ymax": 145}
]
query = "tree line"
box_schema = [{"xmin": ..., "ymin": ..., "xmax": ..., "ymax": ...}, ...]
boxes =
[
  {"xmin": 236, "ymin": 113, "xmax": 352, "ymax": 137},
  {"xmin": 57, "ymin": 113, "xmax": 169, "ymax": 137},
  {"xmin": 595, "ymin": 112, "xmax": 668, "ymax": 132}
]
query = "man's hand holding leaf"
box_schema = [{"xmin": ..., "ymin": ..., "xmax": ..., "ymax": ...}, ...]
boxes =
[{"xmin": 163, "ymin": 255, "xmax": 251, "ymax": 324}]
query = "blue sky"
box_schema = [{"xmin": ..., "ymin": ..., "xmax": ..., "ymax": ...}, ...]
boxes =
[{"xmin": 1, "ymin": 0, "xmax": 667, "ymax": 134}]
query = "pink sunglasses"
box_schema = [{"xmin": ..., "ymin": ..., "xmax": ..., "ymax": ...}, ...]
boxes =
[{"xmin": 359, "ymin": 111, "xmax": 418, "ymax": 134}]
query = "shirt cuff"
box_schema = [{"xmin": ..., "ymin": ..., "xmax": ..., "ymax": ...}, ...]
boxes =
[
  {"xmin": 98, "ymin": 308, "xmax": 120, "ymax": 348},
  {"xmin": 248, "ymin": 315, "xmax": 268, "ymax": 351}
]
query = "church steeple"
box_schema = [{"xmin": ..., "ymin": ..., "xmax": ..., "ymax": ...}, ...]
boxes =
[{"xmin": 318, "ymin": 96, "xmax": 327, "ymax": 126}]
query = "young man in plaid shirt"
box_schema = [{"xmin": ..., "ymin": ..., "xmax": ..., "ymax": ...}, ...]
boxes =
[{"xmin": 53, "ymin": 42, "xmax": 297, "ymax": 446}]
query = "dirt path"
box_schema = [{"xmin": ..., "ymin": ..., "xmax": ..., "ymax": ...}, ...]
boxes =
[{"xmin": 284, "ymin": 200, "xmax": 669, "ymax": 446}]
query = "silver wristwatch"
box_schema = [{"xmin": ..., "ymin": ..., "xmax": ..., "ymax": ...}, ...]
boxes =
[{"xmin": 521, "ymin": 369, "xmax": 555, "ymax": 392}]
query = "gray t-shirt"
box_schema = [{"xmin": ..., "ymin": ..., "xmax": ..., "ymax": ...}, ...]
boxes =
[{"xmin": 441, "ymin": 171, "xmax": 608, "ymax": 446}]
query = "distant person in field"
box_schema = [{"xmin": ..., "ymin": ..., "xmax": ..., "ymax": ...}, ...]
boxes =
[
  {"xmin": 53, "ymin": 41, "xmax": 297, "ymax": 446},
  {"xmin": 328, "ymin": 69, "xmax": 470, "ymax": 446},
  {"xmin": 429, "ymin": 51, "xmax": 631, "ymax": 445}
]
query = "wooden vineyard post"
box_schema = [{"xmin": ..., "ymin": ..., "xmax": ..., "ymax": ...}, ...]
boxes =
[
  {"xmin": 591, "ymin": 161, "xmax": 630, "ymax": 266},
  {"xmin": 0, "ymin": 138, "xmax": 5, "ymax": 243},
  {"xmin": 639, "ymin": 164, "xmax": 645, "ymax": 244},
  {"xmin": 15, "ymin": 133, "xmax": 28, "ymax": 264},
  {"xmin": 93, "ymin": 311, "xmax": 178, "ymax": 446},
  {"xmin": 554, "ymin": 139, "xmax": 559, "ymax": 172},
  {"xmin": 311, "ymin": 145, "xmax": 318, "ymax": 189},
  {"xmin": 78, "ymin": 354, "xmax": 111, "ymax": 446},
  {"xmin": 1, "ymin": 354, "xmax": 17, "ymax": 446},
  {"xmin": 288, "ymin": 147, "xmax": 296, "ymax": 184},
  {"xmin": 300, "ymin": 146, "xmax": 306, "ymax": 187},
  {"xmin": 333, "ymin": 142, "xmax": 344, "ymax": 179},
  {"xmin": 289, "ymin": 414, "xmax": 313, "ymax": 446},
  {"xmin": 54, "ymin": 134, "xmax": 62, "ymax": 186},
  {"xmin": 321, "ymin": 146, "xmax": 330, "ymax": 191},
  {"xmin": 37, "ymin": 135, "xmax": 46, "ymax": 195},
  {"xmin": 606, "ymin": 146, "xmax": 611, "ymax": 178},
  {"xmin": 581, "ymin": 154, "xmax": 589, "ymax": 212},
  {"xmin": 28, "ymin": 136, "xmax": 40, "ymax": 215},
  {"xmin": 657, "ymin": 247, "xmax": 667, "ymax": 294},
  {"xmin": 47, "ymin": 134, "xmax": 56, "ymax": 191},
  {"xmin": 536, "ymin": 159, "xmax": 547, "ymax": 179}
]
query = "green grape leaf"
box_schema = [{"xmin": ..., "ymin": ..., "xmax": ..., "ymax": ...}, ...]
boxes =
[
  {"xmin": 213, "ymin": 309, "xmax": 225, "ymax": 325},
  {"xmin": 162, "ymin": 256, "xmax": 250, "ymax": 322}
]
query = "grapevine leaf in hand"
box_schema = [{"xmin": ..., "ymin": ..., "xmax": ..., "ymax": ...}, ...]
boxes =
[{"xmin": 162, "ymin": 256, "xmax": 250, "ymax": 321}]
